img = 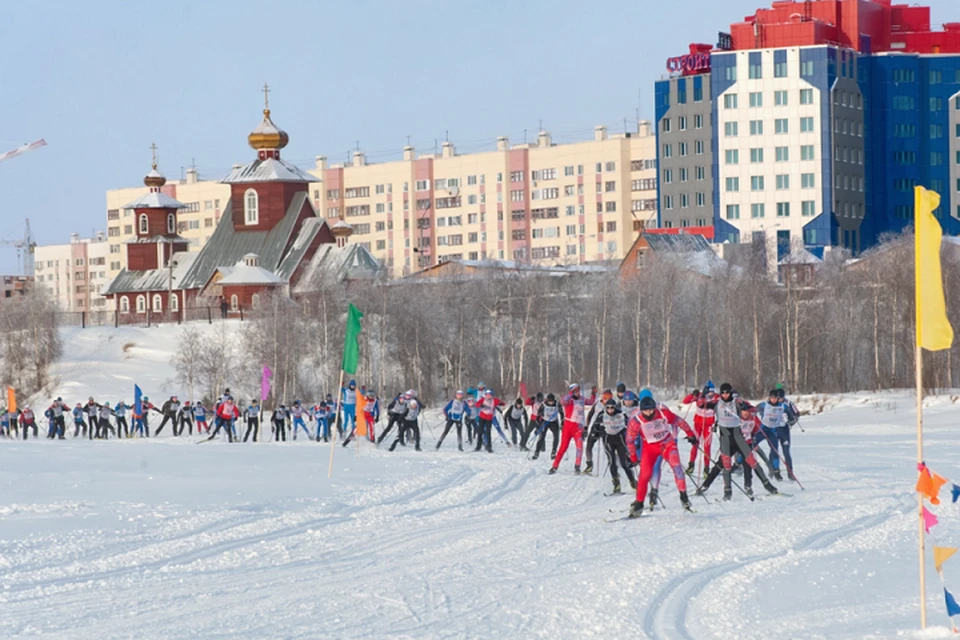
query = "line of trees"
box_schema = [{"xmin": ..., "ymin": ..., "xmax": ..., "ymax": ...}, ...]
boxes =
[
  {"xmin": 171, "ymin": 231, "xmax": 960, "ymax": 404},
  {"xmin": 0, "ymin": 291, "xmax": 62, "ymax": 398}
]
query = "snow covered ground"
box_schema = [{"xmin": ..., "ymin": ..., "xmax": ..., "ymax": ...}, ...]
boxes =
[{"xmin": 2, "ymin": 325, "xmax": 959, "ymax": 638}]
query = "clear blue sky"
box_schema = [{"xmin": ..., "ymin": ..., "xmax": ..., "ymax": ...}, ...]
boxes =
[{"xmin": 0, "ymin": 0, "xmax": 956, "ymax": 272}]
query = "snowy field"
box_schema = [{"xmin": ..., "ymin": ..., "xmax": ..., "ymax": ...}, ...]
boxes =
[{"xmin": 1, "ymin": 325, "xmax": 959, "ymax": 638}]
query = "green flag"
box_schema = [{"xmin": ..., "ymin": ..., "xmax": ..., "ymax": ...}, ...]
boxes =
[{"xmin": 341, "ymin": 303, "xmax": 364, "ymax": 374}]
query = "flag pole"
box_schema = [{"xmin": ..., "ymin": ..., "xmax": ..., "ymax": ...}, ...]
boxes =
[
  {"xmin": 917, "ymin": 343, "xmax": 927, "ymax": 630},
  {"xmin": 328, "ymin": 369, "xmax": 345, "ymax": 478}
]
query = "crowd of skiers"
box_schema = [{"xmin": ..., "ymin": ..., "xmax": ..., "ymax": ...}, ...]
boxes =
[{"xmin": 4, "ymin": 377, "xmax": 800, "ymax": 519}]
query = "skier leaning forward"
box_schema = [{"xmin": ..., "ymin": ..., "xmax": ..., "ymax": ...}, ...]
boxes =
[
  {"xmin": 709, "ymin": 384, "xmax": 779, "ymax": 500},
  {"xmin": 626, "ymin": 396, "xmax": 698, "ymax": 517}
]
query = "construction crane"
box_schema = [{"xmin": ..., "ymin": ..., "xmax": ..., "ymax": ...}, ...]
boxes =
[
  {"xmin": 0, "ymin": 140, "xmax": 45, "ymax": 276},
  {"xmin": 0, "ymin": 219, "xmax": 36, "ymax": 276}
]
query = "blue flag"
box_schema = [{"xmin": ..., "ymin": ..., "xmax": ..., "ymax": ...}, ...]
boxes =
[
  {"xmin": 946, "ymin": 588, "xmax": 960, "ymax": 617},
  {"xmin": 952, "ymin": 484, "xmax": 960, "ymax": 504},
  {"xmin": 134, "ymin": 385, "xmax": 142, "ymax": 416}
]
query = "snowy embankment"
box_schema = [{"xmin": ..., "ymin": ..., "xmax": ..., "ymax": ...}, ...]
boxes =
[{"xmin": 1, "ymin": 325, "xmax": 958, "ymax": 638}]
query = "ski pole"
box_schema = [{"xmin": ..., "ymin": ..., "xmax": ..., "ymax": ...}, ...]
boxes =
[{"xmin": 700, "ymin": 448, "xmax": 755, "ymax": 501}]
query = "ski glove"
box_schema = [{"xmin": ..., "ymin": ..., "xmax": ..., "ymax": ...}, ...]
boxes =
[{"xmin": 686, "ymin": 436, "xmax": 698, "ymax": 447}]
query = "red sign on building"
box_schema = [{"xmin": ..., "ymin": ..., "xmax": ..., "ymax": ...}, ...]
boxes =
[{"xmin": 666, "ymin": 52, "xmax": 711, "ymax": 75}]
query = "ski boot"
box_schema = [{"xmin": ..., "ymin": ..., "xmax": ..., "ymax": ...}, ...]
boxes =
[
  {"xmin": 628, "ymin": 501, "xmax": 644, "ymax": 518},
  {"xmin": 679, "ymin": 491, "xmax": 693, "ymax": 512},
  {"xmin": 574, "ymin": 465, "xmax": 581, "ymax": 476},
  {"xmin": 583, "ymin": 462, "xmax": 593, "ymax": 475},
  {"xmin": 787, "ymin": 470, "xmax": 797, "ymax": 482},
  {"xmin": 685, "ymin": 461, "xmax": 695, "ymax": 476},
  {"xmin": 548, "ymin": 467, "xmax": 557, "ymax": 475},
  {"xmin": 531, "ymin": 452, "xmax": 539, "ymax": 460},
  {"xmin": 773, "ymin": 469, "xmax": 783, "ymax": 481},
  {"xmin": 611, "ymin": 479, "xmax": 622, "ymax": 494},
  {"xmin": 648, "ymin": 488, "xmax": 659, "ymax": 509},
  {"xmin": 763, "ymin": 480, "xmax": 779, "ymax": 495},
  {"xmin": 723, "ymin": 486, "xmax": 733, "ymax": 501},
  {"xmin": 629, "ymin": 478, "xmax": 637, "ymax": 490},
  {"xmin": 458, "ymin": 445, "xmax": 464, "ymax": 452},
  {"xmin": 744, "ymin": 484, "xmax": 754, "ymax": 499}
]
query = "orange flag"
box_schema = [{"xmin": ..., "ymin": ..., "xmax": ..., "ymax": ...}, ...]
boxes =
[
  {"xmin": 935, "ymin": 546, "xmax": 958, "ymax": 573},
  {"xmin": 917, "ymin": 467, "xmax": 949, "ymax": 505},
  {"xmin": 5, "ymin": 386, "xmax": 14, "ymax": 413}
]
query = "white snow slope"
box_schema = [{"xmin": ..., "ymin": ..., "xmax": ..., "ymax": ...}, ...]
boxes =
[{"xmin": 1, "ymin": 325, "xmax": 959, "ymax": 639}]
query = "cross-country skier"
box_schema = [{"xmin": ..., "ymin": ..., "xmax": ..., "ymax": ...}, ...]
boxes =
[
  {"xmin": 271, "ymin": 404, "xmax": 288, "ymax": 442},
  {"xmin": 71, "ymin": 402, "xmax": 87, "ymax": 437},
  {"xmin": 96, "ymin": 402, "xmax": 116, "ymax": 439},
  {"xmin": 193, "ymin": 401, "xmax": 209, "ymax": 435},
  {"xmin": 504, "ymin": 398, "xmax": 529, "ymax": 448},
  {"xmin": 19, "ymin": 405, "xmax": 38, "ymax": 439},
  {"xmin": 363, "ymin": 390, "xmax": 379, "ymax": 443},
  {"xmin": 389, "ymin": 394, "xmax": 423, "ymax": 451},
  {"xmin": 437, "ymin": 390, "xmax": 468, "ymax": 451},
  {"xmin": 626, "ymin": 396, "xmax": 697, "ymax": 517},
  {"xmin": 342, "ymin": 389, "xmax": 377, "ymax": 447},
  {"xmin": 377, "ymin": 392, "xmax": 406, "ymax": 446},
  {"xmin": 699, "ymin": 402, "xmax": 767, "ymax": 497},
  {"xmin": 594, "ymin": 398, "xmax": 637, "ymax": 494},
  {"xmin": 464, "ymin": 396, "xmax": 480, "ymax": 446},
  {"xmin": 548, "ymin": 384, "xmax": 587, "ymax": 474},
  {"xmin": 178, "ymin": 401, "xmax": 194, "ymax": 436},
  {"xmin": 532, "ymin": 393, "xmax": 561, "ymax": 460},
  {"xmin": 155, "ymin": 396, "xmax": 181, "ymax": 436},
  {"xmin": 46, "ymin": 398, "xmax": 66, "ymax": 439},
  {"xmin": 521, "ymin": 393, "xmax": 543, "ymax": 451},
  {"xmin": 707, "ymin": 384, "xmax": 779, "ymax": 500},
  {"xmin": 134, "ymin": 396, "xmax": 155, "ymax": 437},
  {"xmin": 340, "ymin": 380, "xmax": 358, "ymax": 438},
  {"xmin": 583, "ymin": 388, "xmax": 614, "ymax": 474},
  {"xmin": 84, "ymin": 398, "xmax": 101, "ymax": 440},
  {"xmin": 312, "ymin": 400, "xmax": 330, "ymax": 442},
  {"xmin": 243, "ymin": 400, "xmax": 260, "ymax": 442},
  {"xmin": 290, "ymin": 401, "xmax": 311, "ymax": 440},
  {"xmin": 207, "ymin": 397, "xmax": 239, "ymax": 442},
  {"xmin": 683, "ymin": 381, "xmax": 718, "ymax": 476},
  {"xmin": 756, "ymin": 389, "xmax": 795, "ymax": 481},
  {"xmin": 114, "ymin": 400, "xmax": 132, "ymax": 438},
  {"xmin": 474, "ymin": 389, "xmax": 505, "ymax": 453}
]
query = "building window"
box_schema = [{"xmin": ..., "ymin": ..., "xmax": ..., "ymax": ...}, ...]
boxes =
[
  {"xmin": 800, "ymin": 89, "xmax": 813, "ymax": 105},
  {"xmin": 152, "ymin": 294, "xmax": 162, "ymax": 312},
  {"xmin": 169, "ymin": 294, "xmax": 179, "ymax": 312},
  {"xmin": 724, "ymin": 122, "xmax": 738, "ymax": 137},
  {"xmin": 244, "ymin": 188, "xmax": 259, "ymax": 225},
  {"xmin": 167, "ymin": 213, "xmax": 175, "ymax": 234},
  {"xmin": 695, "ymin": 140, "xmax": 704, "ymax": 155},
  {"xmin": 751, "ymin": 203, "xmax": 765, "ymax": 218},
  {"xmin": 774, "ymin": 90, "xmax": 788, "ymax": 106},
  {"xmin": 725, "ymin": 62, "xmax": 737, "ymax": 81},
  {"xmin": 800, "ymin": 60, "xmax": 814, "ymax": 78},
  {"xmin": 801, "ymin": 201, "xmax": 816, "ymax": 217},
  {"xmin": 135, "ymin": 295, "xmax": 145, "ymax": 313},
  {"xmin": 750, "ymin": 120, "xmax": 763, "ymax": 136},
  {"xmin": 801, "ymin": 173, "xmax": 816, "ymax": 189},
  {"xmin": 723, "ymin": 94, "xmax": 738, "ymax": 109},
  {"xmin": 776, "ymin": 175, "xmax": 790, "ymax": 190},
  {"xmin": 229, "ymin": 294, "xmax": 238, "ymax": 311},
  {"xmin": 138, "ymin": 214, "xmax": 148, "ymax": 234},
  {"xmin": 775, "ymin": 60, "xmax": 788, "ymax": 78},
  {"xmin": 749, "ymin": 92, "xmax": 762, "ymax": 108},
  {"xmin": 726, "ymin": 204, "xmax": 740, "ymax": 220},
  {"xmin": 725, "ymin": 149, "xmax": 739, "ymax": 165},
  {"xmin": 800, "ymin": 117, "xmax": 815, "ymax": 133},
  {"xmin": 749, "ymin": 60, "xmax": 762, "ymax": 79},
  {"xmin": 750, "ymin": 148, "xmax": 764, "ymax": 163},
  {"xmin": 775, "ymin": 119, "xmax": 789, "ymax": 134},
  {"xmin": 751, "ymin": 176, "xmax": 765, "ymax": 191},
  {"xmin": 776, "ymin": 202, "xmax": 790, "ymax": 217},
  {"xmin": 801, "ymin": 145, "xmax": 815, "ymax": 161},
  {"xmin": 695, "ymin": 166, "xmax": 705, "ymax": 180},
  {"xmin": 725, "ymin": 177, "xmax": 740, "ymax": 192},
  {"xmin": 119, "ymin": 297, "xmax": 130, "ymax": 313},
  {"xmin": 774, "ymin": 147, "xmax": 788, "ymax": 162}
]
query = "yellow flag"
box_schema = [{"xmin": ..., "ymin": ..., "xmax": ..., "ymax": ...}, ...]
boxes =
[
  {"xmin": 915, "ymin": 186, "xmax": 954, "ymax": 351},
  {"xmin": 6, "ymin": 386, "xmax": 15, "ymax": 413},
  {"xmin": 935, "ymin": 546, "xmax": 958, "ymax": 573}
]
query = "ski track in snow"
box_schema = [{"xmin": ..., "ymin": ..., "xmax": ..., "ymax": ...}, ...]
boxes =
[{"xmin": 5, "ymin": 328, "xmax": 960, "ymax": 638}]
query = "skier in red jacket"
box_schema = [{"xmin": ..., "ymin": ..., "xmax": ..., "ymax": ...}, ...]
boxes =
[
  {"xmin": 549, "ymin": 383, "xmax": 587, "ymax": 475},
  {"xmin": 207, "ymin": 397, "xmax": 240, "ymax": 443},
  {"xmin": 682, "ymin": 381, "xmax": 718, "ymax": 476},
  {"xmin": 626, "ymin": 396, "xmax": 697, "ymax": 517}
]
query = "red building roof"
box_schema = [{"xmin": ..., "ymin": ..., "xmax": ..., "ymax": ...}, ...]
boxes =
[{"xmin": 725, "ymin": 0, "xmax": 960, "ymax": 54}]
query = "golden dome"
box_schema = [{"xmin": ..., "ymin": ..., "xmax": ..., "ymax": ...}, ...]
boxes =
[
  {"xmin": 248, "ymin": 108, "xmax": 289, "ymax": 151},
  {"xmin": 331, "ymin": 218, "xmax": 354, "ymax": 237},
  {"xmin": 143, "ymin": 164, "xmax": 166, "ymax": 188}
]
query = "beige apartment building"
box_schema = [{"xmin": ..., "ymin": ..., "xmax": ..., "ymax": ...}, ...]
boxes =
[
  {"xmin": 105, "ymin": 122, "xmax": 657, "ymax": 280},
  {"xmin": 34, "ymin": 232, "xmax": 111, "ymax": 312}
]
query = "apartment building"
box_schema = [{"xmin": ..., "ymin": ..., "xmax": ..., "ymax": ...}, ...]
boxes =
[{"xmin": 34, "ymin": 232, "xmax": 111, "ymax": 311}]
